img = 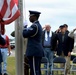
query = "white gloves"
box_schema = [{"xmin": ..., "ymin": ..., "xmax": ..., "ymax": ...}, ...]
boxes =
[{"xmin": 23, "ymin": 20, "xmax": 28, "ymax": 28}]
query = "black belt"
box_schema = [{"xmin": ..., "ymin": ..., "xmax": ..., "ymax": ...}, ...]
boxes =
[{"xmin": 43, "ymin": 46, "xmax": 51, "ymax": 48}]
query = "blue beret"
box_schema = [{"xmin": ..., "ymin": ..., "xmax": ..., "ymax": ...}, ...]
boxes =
[{"xmin": 29, "ymin": 10, "xmax": 41, "ymax": 16}]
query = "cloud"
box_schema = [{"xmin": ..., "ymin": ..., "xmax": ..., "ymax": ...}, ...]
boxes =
[
  {"xmin": 25, "ymin": 0, "xmax": 76, "ymax": 9},
  {"xmin": 5, "ymin": 0, "xmax": 76, "ymax": 38},
  {"xmin": 24, "ymin": 0, "xmax": 76, "ymax": 31}
]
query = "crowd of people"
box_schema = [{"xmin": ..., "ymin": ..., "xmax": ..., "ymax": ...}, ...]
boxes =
[
  {"xmin": 23, "ymin": 10, "xmax": 76, "ymax": 75},
  {"xmin": 42, "ymin": 24, "xmax": 74, "ymax": 75}
]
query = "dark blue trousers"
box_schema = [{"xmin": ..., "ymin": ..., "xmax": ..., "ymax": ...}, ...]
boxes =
[{"xmin": 28, "ymin": 56, "xmax": 42, "ymax": 75}]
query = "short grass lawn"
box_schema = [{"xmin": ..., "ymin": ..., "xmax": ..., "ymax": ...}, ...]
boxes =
[
  {"xmin": 7, "ymin": 56, "xmax": 76, "ymax": 75},
  {"xmin": 7, "ymin": 57, "xmax": 16, "ymax": 75}
]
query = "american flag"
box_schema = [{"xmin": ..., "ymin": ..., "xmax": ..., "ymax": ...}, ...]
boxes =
[
  {"xmin": 0, "ymin": 0, "xmax": 20, "ymax": 25},
  {"xmin": 14, "ymin": 0, "xmax": 18, "ymax": 5}
]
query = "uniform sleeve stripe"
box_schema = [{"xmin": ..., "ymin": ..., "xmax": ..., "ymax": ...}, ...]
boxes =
[{"xmin": 31, "ymin": 24, "xmax": 38, "ymax": 37}]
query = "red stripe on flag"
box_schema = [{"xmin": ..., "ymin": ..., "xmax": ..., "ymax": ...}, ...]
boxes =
[
  {"xmin": 4, "ymin": 10, "xmax": 20, "ymax": 24},
  {"xmin": 0, "ymin": 0, "xmax": 8, "ymax": 18},
  {"xmin": 0, "ymin": 0, "xmax": 20, "ymax": 25},
  {"xmin": 14, "ymin": 0, "xmax": 18, "ymax": 5},
  {"xmin": 10, "ymin": 0, "xmax": 15, "ymax": 10}
]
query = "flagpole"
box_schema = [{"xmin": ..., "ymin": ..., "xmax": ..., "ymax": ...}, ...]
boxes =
[{"xmin": 15, "ymin": 0, "xmax": 24, "ymax": 75}]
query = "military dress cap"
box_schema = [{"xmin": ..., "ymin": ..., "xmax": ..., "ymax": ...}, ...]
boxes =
[{"xmin": 29, "ymin": 10, "xmax": 41, "ymax": 16}]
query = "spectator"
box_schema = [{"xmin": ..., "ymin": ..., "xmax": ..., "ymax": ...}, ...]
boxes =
[
  {"xmin": 64, "ymin": 24, "xmax": 74, "ymax": 51},
  {"xmin": 68, "ymin": 28, "xmax": 76, "ymax": 53},
  {"xmin": 42, "ymin": 24, "xmax": 56, "ymax": 75},
  {"xmin": 53, "ymin": 25, "xmax": 72, "ymax": 75},
  {"xmin": 0, "ymin": 27, "xmax": 11, "ymax": 75}
]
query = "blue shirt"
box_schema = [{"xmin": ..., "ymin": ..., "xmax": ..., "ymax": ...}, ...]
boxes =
[{"xmin": 44, "ymin": 32, "xmax": 51, "ymax": 47}]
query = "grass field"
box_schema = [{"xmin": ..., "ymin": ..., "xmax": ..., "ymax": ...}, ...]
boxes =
[
  {"xmin": 6, "ymin": 56, "xmax": 76, "ymax": 75},
  {"xmin": 7, "ymin": 57, "xmax": 16, "ymax": 75}
]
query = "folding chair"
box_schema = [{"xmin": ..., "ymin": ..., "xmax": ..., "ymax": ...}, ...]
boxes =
[
  {"xmin": 51, "ymin": 57, "xmax": 66, "ymax": 75},
  {"xmin": 70, "ymin": 57, "xmax": 76, "ymax": 74},
  {"xmin": 71, "ymin": 55, "xmax": 76, "ymax": 61},
  {"xmin": 41, "ymin": 57, "xmax": 49, "ymax": 75}
]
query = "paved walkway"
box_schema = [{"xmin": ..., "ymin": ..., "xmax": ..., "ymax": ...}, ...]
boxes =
[{"xmin": 9, "ymin": 49, "xmax": 15, "ymax": 57}]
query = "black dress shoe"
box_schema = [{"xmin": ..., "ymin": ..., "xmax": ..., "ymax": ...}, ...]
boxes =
[{"xmin": 4, "ymin": 73, "xmax": 8, "ymax": 75}]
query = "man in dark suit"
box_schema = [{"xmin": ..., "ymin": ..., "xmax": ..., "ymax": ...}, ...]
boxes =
[
  {"xmin": 63, "ymin": 24, "xmax": 74, "ymax": 52},
  {"xmin": 42, "ymin": 25, "xmax": 56, "ymax": 73},
  {"xmin": 54, "ymin": 25, "xmax": 72, "ymax": 75},
  {"xmin": 22, "ymin": 10, "xmax": 44, "ymax": 75}
]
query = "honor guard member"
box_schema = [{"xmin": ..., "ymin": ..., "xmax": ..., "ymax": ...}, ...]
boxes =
[{"xmin": 23, "ymin": 10, "xmax": 44, "ymax": 75}]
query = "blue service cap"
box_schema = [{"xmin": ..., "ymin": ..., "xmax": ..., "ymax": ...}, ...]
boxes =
[{"xmin": 29, "ymin": 10, "xmax": 41, "ymax": 16}]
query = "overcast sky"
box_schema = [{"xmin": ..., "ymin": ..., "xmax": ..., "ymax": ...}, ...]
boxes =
[{"xmin": 5, "ymin": 0, "xmax": 76, "ymax": 38}]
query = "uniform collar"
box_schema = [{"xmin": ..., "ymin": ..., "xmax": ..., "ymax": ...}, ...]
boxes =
[{"xmin": 33, "ymin": 20, "xmax": 39, "ymax": 24}]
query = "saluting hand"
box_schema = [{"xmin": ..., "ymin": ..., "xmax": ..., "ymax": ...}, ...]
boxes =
[
  {"xmin": 68, "ymin": 52, "xmax": 71, "ymax": 57},
  {"xmin": 73, "ymin": 28, "xmax": 76, "ymax": 32},
  {"xmin": 42, "ymin": 25, "xmax": 46, "ymax": 30},
  {"xmin": 23, "ymin": 20, "xmax": 28, "ymax": 28}
]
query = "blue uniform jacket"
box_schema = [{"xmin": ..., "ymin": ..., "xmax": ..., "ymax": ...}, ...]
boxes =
[{"xmin": 23, "ymin": 21, "xmax": 44, "ymax": 57}]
